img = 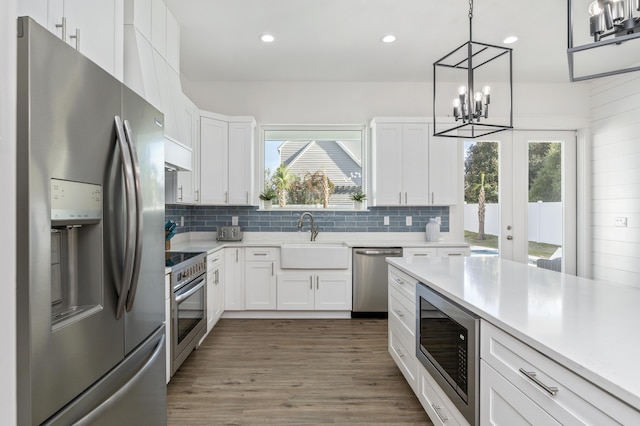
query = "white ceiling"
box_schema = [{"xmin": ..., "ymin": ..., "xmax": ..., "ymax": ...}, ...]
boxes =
[{"xmin": 164, "ymin": 0, "xmax": 573, "ymax": 84}]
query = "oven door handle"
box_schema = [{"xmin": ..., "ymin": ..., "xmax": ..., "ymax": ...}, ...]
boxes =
[{"xmin": 175, "ymin": 278, "xmax": 205, "ymax": 304}]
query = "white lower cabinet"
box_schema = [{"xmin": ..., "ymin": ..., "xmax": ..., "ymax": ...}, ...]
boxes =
[
  {"xmin": 276, "ymin": 271, "xmax": 351, "ymax": 310},
  {"xmin": 480, "ymin": 360, "xmax": 560, "ymax": 425},
  {"xmin": 418, "ymin": 363, "xmax": 469, "ymax": 426},
  {"xmin": 481, "ymin": 320, "xmax": 640, "ymax": 425},
  {"xmin": 224, "ymin": 247, "xmax": 244, "ymax": 310},
  {"xmin": 164, "ymin": 271, "xmax": 171, "ymax": 384},
  {"xmin": 244, "ymin": 248, "xmax": 278, "ymax": 310},
  {"xmin": 206, "ymin": 251, "xmax": 224, "ymax": 333}
]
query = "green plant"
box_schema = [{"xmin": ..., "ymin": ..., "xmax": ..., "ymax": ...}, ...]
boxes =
[
  {"xmin": 272, "ymin": 163, "xmax": 295, "ymax": 207},
  {"xmin": 350, "ymin": 191, "xmax": 366, "ymax": 202},
  {"xmin": 259, "ymin": 188, "xmax": 277, "ymax": 201}
]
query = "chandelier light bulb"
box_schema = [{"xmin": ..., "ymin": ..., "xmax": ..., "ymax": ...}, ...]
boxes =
[
  {"xmin": 453, "ymin": 98, "xmax": 461, "ymax": 107},
  {"xmin": 588, "ymin": 0, "xmax": 603, "ymax": 16},
  {"xmin": 458, "ymin": 86, "xmax": 467, "ymax": 95},
  {"xmin": 482, "ymin": 86, "xmax": 491, "ymax": 96}
]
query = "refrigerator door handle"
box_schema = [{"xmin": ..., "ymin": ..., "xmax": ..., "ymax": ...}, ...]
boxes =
[
  {"xmin": 113, "ymin": 116, "xmax": 136, "ymax": 320},
  {"xmin": 123, "ymin": 119, "xmax": 144, "ymax": 312},
  {"xmin": 72, "ymin": 333, "xmax": 166, "ymax": 426}
]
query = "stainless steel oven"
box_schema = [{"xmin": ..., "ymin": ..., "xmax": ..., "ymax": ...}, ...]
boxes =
[
  {"xmin": 167, "ymin": 252, "xmax": 207, "ymax": 375},
  {"xmin": 416, "ymin": 282, "xmax": 479, "ymax": 426}
]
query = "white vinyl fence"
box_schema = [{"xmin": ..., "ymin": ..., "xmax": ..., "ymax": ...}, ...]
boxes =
[{"xmin": 464, "ymin": 202, "xmax": 562, "ymax": 246}]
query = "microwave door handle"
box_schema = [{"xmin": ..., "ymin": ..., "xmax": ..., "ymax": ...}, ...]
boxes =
[
  {"xmin": 123, "ymin": 119, "xmax": 144, "ymax": 312},
  {"xmin": 113, "ymin": 116, "xmax": 136, "ymax": 320}
]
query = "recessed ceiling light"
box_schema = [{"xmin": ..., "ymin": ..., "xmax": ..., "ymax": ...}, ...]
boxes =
[
  {"xmin": 503, "ymin": 36, "xmax": 518, "ymax": 44},
  {"xmin": 381, "ymin": 35, "xmax": 397, "ymax": 43},
  {"xmin": 260, "ymin": 34, "xmax": 275, "ymax": 43}
]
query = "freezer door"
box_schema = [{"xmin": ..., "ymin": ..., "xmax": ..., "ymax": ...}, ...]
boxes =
[
  {"xmin": 121, "ymin": 86, "xmax": 166, "ymax": 354},
  {"xmin": 16, "ymin": 18, "xmax": 125, "ymax": 425},
  {"xmin": 44, "ymin": 326, "xmax": 167, "ymax": 426}
]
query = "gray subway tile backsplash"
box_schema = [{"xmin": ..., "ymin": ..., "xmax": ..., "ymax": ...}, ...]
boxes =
[{"xmin": 166, "ymin": 205, "xmax": 450, "ymax": 234}]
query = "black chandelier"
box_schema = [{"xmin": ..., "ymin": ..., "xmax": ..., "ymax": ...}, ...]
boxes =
[
  {"xmin": 433, "ymin": 0, "xmax": 513, "ymax": 139},
  {"xmin": 568, "ymin": 0, "xmax": 640, "ymax": 81}
]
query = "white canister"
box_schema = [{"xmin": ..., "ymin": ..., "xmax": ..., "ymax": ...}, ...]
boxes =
[{"xmin": 425, "ymin": 218, "xmax": 440, "ymax": 242}]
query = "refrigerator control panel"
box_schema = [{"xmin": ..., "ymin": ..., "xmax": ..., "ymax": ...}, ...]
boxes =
[{"xmin": 51, "ymin": 178, "xmax": 102, "ymax": 224}]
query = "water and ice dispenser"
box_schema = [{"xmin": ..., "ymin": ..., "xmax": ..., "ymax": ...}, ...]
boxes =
[{"xmin": 50, "ymin": 179, "xmax": 104, "ymax": 330}]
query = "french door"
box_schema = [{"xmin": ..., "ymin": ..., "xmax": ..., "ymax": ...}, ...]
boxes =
[{"xmin": 464, "ymin": 131, "xmax": 576, "ymax": 274}]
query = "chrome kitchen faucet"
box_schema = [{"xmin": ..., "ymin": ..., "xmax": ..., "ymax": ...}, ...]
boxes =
[{"xmin": 297, "ymin": 212, "xmax": 319, "ymax": 241}]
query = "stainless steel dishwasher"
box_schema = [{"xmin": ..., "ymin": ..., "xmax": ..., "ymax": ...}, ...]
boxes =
[{"xmin": 352, "ymin": 247, "xmax": 403, "ymax": 317}]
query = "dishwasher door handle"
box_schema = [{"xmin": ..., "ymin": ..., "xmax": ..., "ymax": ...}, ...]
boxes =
[{"xmin": 354, "ymin": 249, "xmax": 402, "ymax": 256}]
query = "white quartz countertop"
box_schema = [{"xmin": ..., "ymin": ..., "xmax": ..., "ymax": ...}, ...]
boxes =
[
  {"xmin": 166, "ymin": 232, "xmax": 468, "ymax": 256},
  {"xmin": 386, "ymin": 256, "xmax": 640, "ymax": 410}
]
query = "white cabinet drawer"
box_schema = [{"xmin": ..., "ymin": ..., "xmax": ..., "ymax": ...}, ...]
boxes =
[
  {"xmin": 417, "ymin": 363, "xmax": 468, "ymax": 426},
  {"xmin": 246, "ymin": 247, "xmax": 278, "ymax": 261},
  {"xmin": 481, "ymin": 321, "xmax": 640, "ymax": 425},
  {"xmin": 403, "ymin": 247, "xmax": 438, "ymax": 258},
  {"xmin": 481, "ymin": 360, "xmax": 561, "ymax": 426},
  {"xmin": 389, "ymin": 320, "xmax": 418, "ymax": 393},
  {"xmin": 437, "ymin": 247, "xmax": 470, "ymax": 257},
  {"xmin": 207, "ymin": 251, "xmax": 223, "ymax": 267},
  {"xmin": 389, "ymin": 267, "xmax": 417, "ymax": 301},
  {"xmin": 389, "ymin": 291, "xmax": 416, "ymax": 340}
]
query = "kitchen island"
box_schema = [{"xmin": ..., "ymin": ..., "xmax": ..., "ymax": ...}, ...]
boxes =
[{"xmin": 387, "ymin": 256, "xmax": 640, "ymax": 424}]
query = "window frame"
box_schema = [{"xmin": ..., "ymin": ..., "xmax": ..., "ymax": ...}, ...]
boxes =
[{"xmin": 258, "ymin": 124, "xmax": 368, "ymax": 211}]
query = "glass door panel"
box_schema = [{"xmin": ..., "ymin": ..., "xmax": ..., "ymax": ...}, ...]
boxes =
[
  {"xmin": 464, "ymin": 141, "xmax": 500, "ymax": 257},
  {"xmin": 464, "ymin": 131, "xmax": 576, "ymax": 274}
]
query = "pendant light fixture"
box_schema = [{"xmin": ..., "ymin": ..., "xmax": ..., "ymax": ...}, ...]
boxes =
[
  {"xmin": 433, "ymin": 0, "xmax": 513, "ymax": 139},
  {"xmin": 568, "ymin": 0, "xmax": 640, "ymax": 81}
]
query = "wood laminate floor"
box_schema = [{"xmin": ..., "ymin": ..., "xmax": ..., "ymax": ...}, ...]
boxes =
[{"xmin": 167, "ymin": 318, "xmax": 433, "ymax": 425}]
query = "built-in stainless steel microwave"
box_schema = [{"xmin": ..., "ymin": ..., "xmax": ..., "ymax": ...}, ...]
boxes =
[{"xmin": 416, "ymin": 282, "xmax": 480, "ymax": 426}]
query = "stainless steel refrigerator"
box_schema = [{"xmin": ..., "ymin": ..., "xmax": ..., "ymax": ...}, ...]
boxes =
[{"xmin": 16, "ymin": 17, "xmax": 167, "ymax": 425}]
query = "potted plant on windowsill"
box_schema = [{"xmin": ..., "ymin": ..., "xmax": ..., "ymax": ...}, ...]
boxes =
[
  {"xmin": 259, "ymin": 188, "xmax": 277, "ymax": 210},
  {"xmin": 350, "ymin": 191, "xmax": 366, "ymax": 210}
]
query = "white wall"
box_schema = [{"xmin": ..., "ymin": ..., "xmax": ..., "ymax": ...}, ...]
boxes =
[
  {"xmin": 1, "ymin": 1, "xmax": 17, "ymax": 423},
  {"xmin": 181, "ymin": 79, "xmax": 591, "ymax": 127},
  {"xmin": 590, "ymin": 73, "xmax": 640, "ymax": 288}
]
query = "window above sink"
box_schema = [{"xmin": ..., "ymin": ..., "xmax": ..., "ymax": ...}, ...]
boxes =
[{"xmin": 260, "ymin": 125, "xmax": 366, "ymax": 211}]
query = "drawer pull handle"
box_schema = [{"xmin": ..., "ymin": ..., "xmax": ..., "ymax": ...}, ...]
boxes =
[
  {"xmin": 396, "ymin": 348, "xmax": 405, "ymax": 358},
  {"xmin": 431, "ymin": 404, "xmax": 448, "ymax": 422},
  {"xmin": 394, "ymin": 278, "xmax": 404, "ymax": 285},
  {"xmin": 519, "ymin": 368, "xmax": 559, "ymax": 396},
  {"xmin": 253, "ymin": 252, "xmax": 268, "ymax": 256},
  {"xmin": 394, "ymin": 309, "xmax": 405, "ymax": 317},
  {"xmin": 414, "ymin": 253, "xmax": 429, "ymax": 257},
  {"xmin": 447, "ymin": 253, "xmax": 463, "ymax": 256}
]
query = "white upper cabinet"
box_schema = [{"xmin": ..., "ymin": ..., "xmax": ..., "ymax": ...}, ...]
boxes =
[
  {"xmin": 20, "ymin": 0, "xmax": 123, "ymax": 80},
  {"xmin": 372, "ymin": 120, "xmax": 429, "ymax": 206},
  {"xmin": 371, "ymin": 118, "xmax": 458, "ymax": 206},
  {"xmin": 200, "ymin": 116, "xmax": 229, "ymax": 205},
  {"xmin": 429, "ymin": 135, "xmax": 458, "ymax": 205},
  {"xmin": 199, "ymin": 114, "xmax": 256, "ymax": 206},
  {"xmin": 227, "ymin": 121, "xmax": 255, "ymax": 205}
]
